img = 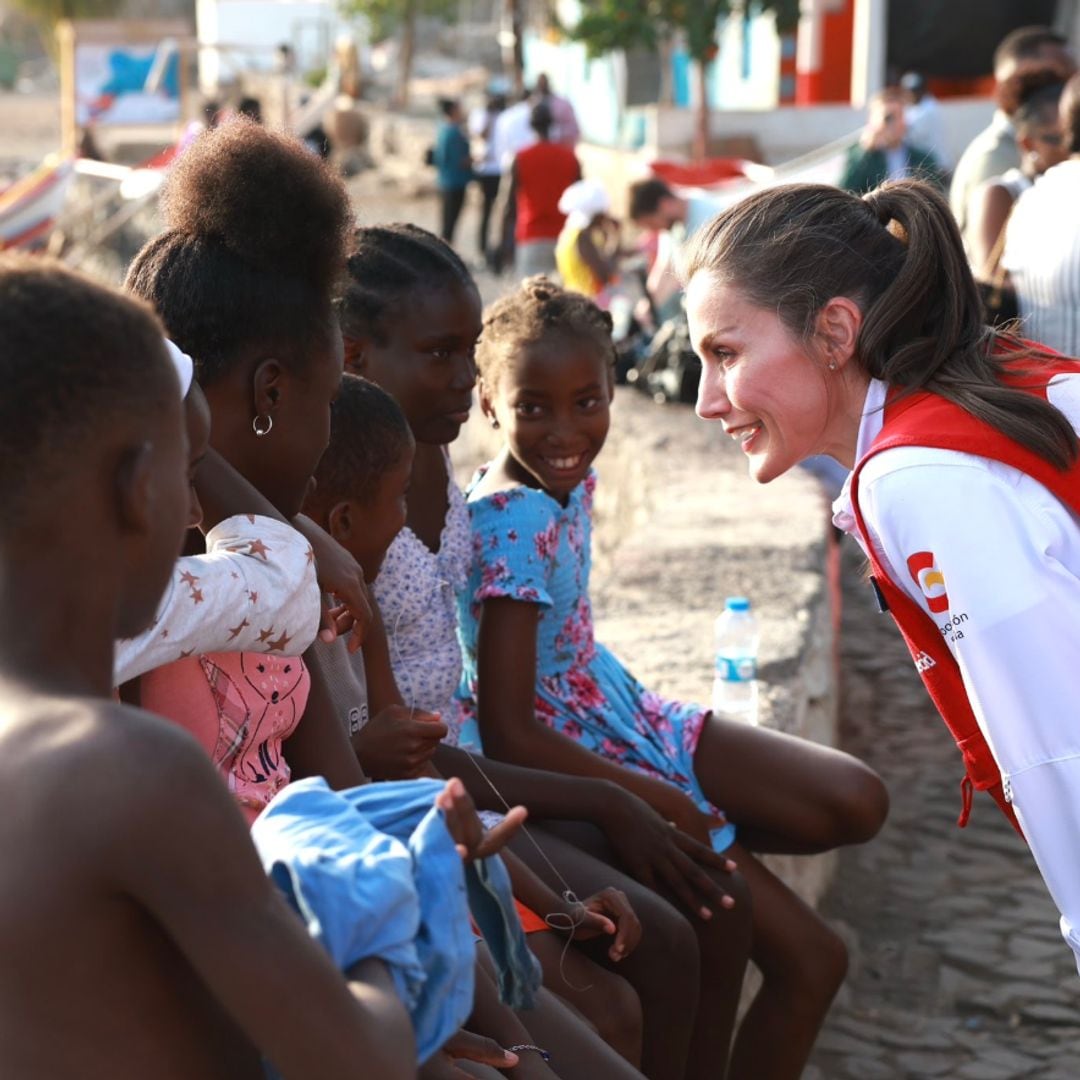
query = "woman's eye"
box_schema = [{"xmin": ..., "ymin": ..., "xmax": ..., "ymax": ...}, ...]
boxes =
[
  {"xmin": 515, "ymin": 402, "xmax": 541, "ymax": 417},
  {"xmin": 579, "ymin": 396, "xmax": 601, "ymax": 410},
  {"xmin": 431, "ymin": 348, "xmax": 451, "ymax": 361}
]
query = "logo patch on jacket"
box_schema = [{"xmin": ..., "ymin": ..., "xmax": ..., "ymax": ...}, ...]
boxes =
[{"xmin": 906, "ymin": 551, "xmax": 949, "ymax": 614}]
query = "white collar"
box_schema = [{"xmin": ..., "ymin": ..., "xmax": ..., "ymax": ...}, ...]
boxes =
[
  {"xmin": 990, "ymin": 109, "xmax": 1016, "ymax": 137},
  {"xmin": 832, "ymin": 378, "xmax": 888, "ymax": 533}
]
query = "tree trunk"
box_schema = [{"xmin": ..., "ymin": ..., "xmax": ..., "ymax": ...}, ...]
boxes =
[
  {"xmin": 394, "ymin": 0, "xmax": 417, "ymax": 107},
  {"xmin": 505, "ymin": 0, "xmax": 524, "ymax": 96},
  {"xmin": 693, "ymin": 58, "xmax": 711, "ymax": 161}
]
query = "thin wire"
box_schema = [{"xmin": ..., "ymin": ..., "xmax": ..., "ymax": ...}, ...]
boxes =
[{"xmin": 387, "ymin": 577, "xmax": 591, "ymax": 990}]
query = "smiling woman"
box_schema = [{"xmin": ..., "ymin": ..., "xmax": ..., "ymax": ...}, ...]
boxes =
[
  {"xmin": 685, "ymin": 277, "xmax": 867, "ymax": 484},
  {"xmin": 682, "ymin": 176, "xmax": 1080, "ymax": 985}
]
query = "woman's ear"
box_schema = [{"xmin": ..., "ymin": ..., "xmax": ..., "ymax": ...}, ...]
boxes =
[
  {"xmin": 816, "ymin": 297, "xmax": 863, "ymax": 371},
  {"xmin": 326, "ymin": 499, "xmax": 354, "ymax": 544},
  {"xmin": 252, "ymin": 359, "xmax": 285, "ymax": 418}
]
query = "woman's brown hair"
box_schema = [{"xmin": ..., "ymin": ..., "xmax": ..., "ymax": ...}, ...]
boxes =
[{"xmin": 682, "ymin": 179, "xmax": 1077, "ymax": 470}]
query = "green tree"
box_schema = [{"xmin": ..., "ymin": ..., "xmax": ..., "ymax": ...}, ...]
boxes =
[
  {"xmin": 7, "ymin": 0, "xmax": 123, "ymax": 60},
  {"xmin": 570, "ymin": 0, "xmax": 799, "ymax": 159},
  {"xmin": 343, "ymin": 0, "xmax": 456, "ymax": 106}
]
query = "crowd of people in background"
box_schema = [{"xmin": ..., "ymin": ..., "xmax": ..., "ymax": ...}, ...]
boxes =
[{"xmin": 3, "ymin": 19, "xmax": 1080, "ymax": 1080}]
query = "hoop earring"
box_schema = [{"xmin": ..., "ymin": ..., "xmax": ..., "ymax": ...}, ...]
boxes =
[{"xmin": 252, "ymin": 414, "xmax": 273, "ymax": 437}]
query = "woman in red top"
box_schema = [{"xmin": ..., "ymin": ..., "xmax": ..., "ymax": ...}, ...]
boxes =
[{"xmin": 511, "ymin": 101, "xmax": 580, "ymax": 277}]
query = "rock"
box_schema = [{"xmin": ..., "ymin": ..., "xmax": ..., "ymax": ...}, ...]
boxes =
[{"xmin": 1019, "ymin": 1002, "xmax": 1079, "ymax": 1027}]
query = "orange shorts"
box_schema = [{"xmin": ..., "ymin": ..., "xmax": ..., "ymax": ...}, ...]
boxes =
[
  {"xmin": 514, "ymin": 898, "xmax": 551, "ymax": 934},
  {"xmin": 473, "ymin": 897, "xmax": 550, "ymax": 939}
]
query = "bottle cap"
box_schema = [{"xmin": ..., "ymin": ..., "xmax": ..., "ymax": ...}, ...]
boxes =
[{"xmin": 725, "ymin": 596, "xmax": 751, "ymax": 611}]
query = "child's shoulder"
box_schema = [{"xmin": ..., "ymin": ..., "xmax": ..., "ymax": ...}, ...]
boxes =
[
  {"xmin": 467, "ymin": 463, "xmax": 556, "ymax": 514},
  {"xmin": 0, "ymin": 694, "xmax": 216, "ymax": 814}
]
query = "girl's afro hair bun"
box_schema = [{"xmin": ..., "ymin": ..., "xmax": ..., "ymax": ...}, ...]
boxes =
[{"xmin": 160, "ymin": 117, "xmax": 351, "ymax": 291}]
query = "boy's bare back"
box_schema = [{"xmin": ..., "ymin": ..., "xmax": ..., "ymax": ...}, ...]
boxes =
[{"xmin": 0, "ymin": 692, "xmax": 275, "ymax": 1077}]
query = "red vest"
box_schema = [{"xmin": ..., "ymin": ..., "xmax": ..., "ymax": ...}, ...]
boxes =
[{"xmin": 849, "ymin": 356, "xmax": 1080, "ymax": 837}]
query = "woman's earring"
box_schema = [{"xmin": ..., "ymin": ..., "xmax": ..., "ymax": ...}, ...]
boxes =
[
  {"xmin": 252, "ymin": 414, "xmax": 274, "ymax": 437},
  {"xmin": 827, "ymin": 361, "xmax": 837, "ymax": 371},
  {"xmin": 490, "ymin": 417, "xmax": 500, "ymax": 430}
]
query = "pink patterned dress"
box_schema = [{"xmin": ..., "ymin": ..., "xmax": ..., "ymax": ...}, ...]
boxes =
[{"xmin": 456, "ymin": 468, "xmax": 735, "ymax": 848}]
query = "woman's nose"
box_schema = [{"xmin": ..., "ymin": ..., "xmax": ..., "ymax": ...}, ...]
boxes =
[{"xmin": 695, "ymin": 364, "xmax": 730, "ymax": 421}]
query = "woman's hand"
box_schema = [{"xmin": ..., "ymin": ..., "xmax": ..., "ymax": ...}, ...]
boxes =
[
  {"xmin": 599, "ymin": 786, "xmax": 738, "ymax": 920},
  {"xmin": 291, "ymin": 514, "xmax": 373, "ymax": 651},
  {"xmin": 436, "ymin": 777, "xmax": 528, "ymax": 862},
  {"xmin": 355, "ymin": 707, "xmax": 448, "ymax": 780},
  {"xmin": 419, "ymin": 1029, "xmax": 520, "ymax": 1079},
  {"xmin": 559, "ymin": 887, "xmax": 641, "ymax": 963}
]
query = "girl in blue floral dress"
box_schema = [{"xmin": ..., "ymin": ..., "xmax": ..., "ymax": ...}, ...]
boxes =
[{"xmin": 458, "ymin": 276, "xmax": 890, "ymax": 1080}]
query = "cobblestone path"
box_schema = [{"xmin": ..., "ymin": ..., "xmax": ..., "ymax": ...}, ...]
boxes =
[{"xmin": 806, "ymin": 542, "xmax": 1080, "ymax": 1079}]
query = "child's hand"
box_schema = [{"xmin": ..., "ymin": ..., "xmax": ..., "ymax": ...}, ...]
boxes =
[
  {"xmin": 600, "ymin": 789, "xmax": 739, "ymax": 921},
  {"xmin": 355, "ymin": 706, "xmax": 448, "ymax": 780},
  {"xmin": 562, "ymin": 887, "xmax": 641, "ymax": 962},
  {"xmin": 657, "ymin": 787, "xmax": 727, "ymax": 847},
  {"xmin": 291, "ymin": 514, "xmax": 372, "ymax": 651},
  {"xmin": 420, "ymin": 1028, "xmax": 520, "ymax": 1079},
  {"xmin": 436, "ymin": 777, "xmax": 528, "ymax": 861}
]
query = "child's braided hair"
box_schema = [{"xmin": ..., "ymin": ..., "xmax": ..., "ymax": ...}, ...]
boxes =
[
  {"xmin": 339, "ymin": 224, "xmax": 475, "ymax": 345},
  {"xmin": 476, "ymin": 276, "xmax": 616, "ymax": 386}
]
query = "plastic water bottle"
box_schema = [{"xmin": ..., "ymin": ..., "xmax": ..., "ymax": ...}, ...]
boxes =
[{"xmin": 712, "ymin": 597, "xmax": 760, "ymax": 723}]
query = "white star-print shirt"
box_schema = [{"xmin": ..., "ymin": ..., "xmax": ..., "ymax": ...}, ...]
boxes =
[{"xmin": 115, "ymin": 514, "xmax": 320, "ymax": 686}]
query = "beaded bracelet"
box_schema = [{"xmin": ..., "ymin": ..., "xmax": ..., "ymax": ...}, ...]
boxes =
[{"xmin": 508, "ymin": 1043, "xmax": 552, "ymax": 1063}]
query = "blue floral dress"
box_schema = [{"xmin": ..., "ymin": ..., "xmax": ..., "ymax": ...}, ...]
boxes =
[{"xmin": 456, "ymin": 468, "xmax": 735, "ymax": 849}]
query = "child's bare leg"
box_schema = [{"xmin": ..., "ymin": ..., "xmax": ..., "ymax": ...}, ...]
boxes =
[
  {"xmin": 521, "ymin": 985, "xmax": 646, "ymax": 1080},
  {"xmin": 692, "ymin": 714, "xmax": 888, "ymax": 853},
  {"xmin": 529, "ymin": 930, "xmax": 643, "ymax": 1067},
  {"xmin": 473, "ymin": 943, "xmax": 643, "ymax": 1079},
  {"xmin": 724, "ymin": 842, "xmax": 847, "ymax": 1080},
  {"xmin": 526, "ymin": 823, "xmax": 752, "ymax": 1080},
  {"xmin": 469, "ymin": 950, "xmax": 560, "ymax": 1080}
]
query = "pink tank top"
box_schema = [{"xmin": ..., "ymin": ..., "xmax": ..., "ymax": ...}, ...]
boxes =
[{"xmin": 140, "ymin": 652, "xmax": 310, "ymax": 824}]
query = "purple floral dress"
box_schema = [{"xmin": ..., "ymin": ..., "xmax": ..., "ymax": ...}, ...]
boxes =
[{"xmin": 456, "ymin": 468, "xmax": 735, "ymax": 849}]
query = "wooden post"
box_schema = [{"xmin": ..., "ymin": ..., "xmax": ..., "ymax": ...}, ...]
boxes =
[{"xmin": 58, "ymin": 21, "xmax": 77, "ymax": 158}]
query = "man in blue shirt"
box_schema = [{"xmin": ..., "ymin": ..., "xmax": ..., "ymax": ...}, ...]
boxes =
[{"xmin": 433, "ymin": 98, "xmax": 473, "ymax": 246}]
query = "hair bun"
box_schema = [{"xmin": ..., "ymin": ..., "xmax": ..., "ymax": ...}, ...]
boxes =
[{"xmin": 160, "ymin": 118, "xmax": 350, "ymax": 290}]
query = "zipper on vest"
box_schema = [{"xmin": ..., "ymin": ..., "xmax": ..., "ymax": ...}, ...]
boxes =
[{"xmin": 1002, "ymin": 774, "xmax": 1013, "ymax": 804}]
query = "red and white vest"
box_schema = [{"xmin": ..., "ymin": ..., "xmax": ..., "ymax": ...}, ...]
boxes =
[{"xmin": 849, "ymin": 356, "xmax": 1080, "ymax": 838}]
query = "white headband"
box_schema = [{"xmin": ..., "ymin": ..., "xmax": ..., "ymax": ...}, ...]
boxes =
[{"xmin": 165, "ymin": 339, "xmax": 194, "ymax": 398}]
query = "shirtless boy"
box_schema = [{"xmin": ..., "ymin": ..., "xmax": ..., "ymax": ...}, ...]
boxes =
[{"xmin": 0, "ymin": 256, "xmax": 414, "ymax": 1079}]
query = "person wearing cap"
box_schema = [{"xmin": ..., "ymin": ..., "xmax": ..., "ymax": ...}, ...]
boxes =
[
  {"xmin": 555, "ymin": 179, "xmax": 622, "ymax": 304},
  {"xmin": 901, "ymin": 70, "xmax": 951, "ymax": 172}
]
